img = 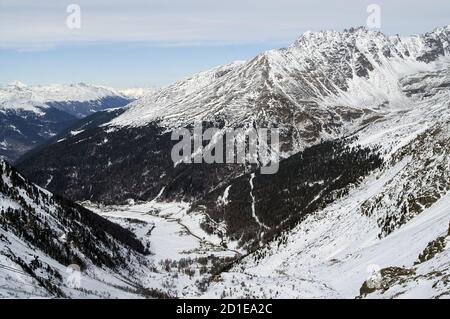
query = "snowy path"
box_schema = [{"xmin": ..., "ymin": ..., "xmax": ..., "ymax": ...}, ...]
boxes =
[{"xmin": 249, "ymin": 173, "xmax": 269, "ymax": 230}]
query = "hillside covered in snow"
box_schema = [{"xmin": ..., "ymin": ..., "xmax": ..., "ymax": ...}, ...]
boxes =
[{"xmin": 0, "ymin": 159, "xmax": 156, "ymax": 297}]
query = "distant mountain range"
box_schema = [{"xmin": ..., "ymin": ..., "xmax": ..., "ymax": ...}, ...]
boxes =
[{"xmin": 0, "ymin": 82, "xmax": 141, "ymax": 161}]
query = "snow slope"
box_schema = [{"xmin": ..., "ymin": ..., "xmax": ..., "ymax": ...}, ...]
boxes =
[{"xmin": 204, "ymin": 156, "xmax": 450, "ymax": 299}]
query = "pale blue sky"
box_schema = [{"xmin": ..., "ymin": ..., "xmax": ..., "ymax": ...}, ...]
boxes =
[{"xmin": 0, "ymin": 0, "xmax": 449, "ymax": 88}]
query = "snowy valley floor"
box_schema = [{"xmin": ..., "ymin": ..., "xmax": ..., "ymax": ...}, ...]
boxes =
[{"xmin": 85, "ymin": 201, "xmax": 242, "ymax": 298}]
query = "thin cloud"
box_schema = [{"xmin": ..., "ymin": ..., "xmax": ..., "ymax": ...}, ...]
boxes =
[{"xmin": 1, "ymin": 0, "xmax": 449, "ymax": 50}]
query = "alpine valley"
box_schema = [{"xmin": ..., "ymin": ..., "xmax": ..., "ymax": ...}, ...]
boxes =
[{"xmin": 1, "ymin": 25, "xmax": 450, "ymax": 298}]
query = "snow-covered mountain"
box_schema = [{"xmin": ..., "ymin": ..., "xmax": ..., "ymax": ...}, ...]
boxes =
[
  {"xmin": 110, "ymin": 26, "xmax": 450, "ymax": 152},
  {"xmin": 0, "ymin": 81, "xmax": 131, "ymax": 117},
  {"xmin": 12, "ymin": 25, "xmax": 450, "ymax": 298},
  {"xmin": 0, "ymin": 82, "xmax": 133, "ymax": 162},
  {"xmin": 200, "ymin": 40, "xmax": 450, "ymax": 297}
]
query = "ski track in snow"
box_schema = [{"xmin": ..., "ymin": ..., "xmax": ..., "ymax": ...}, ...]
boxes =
[{"xmin": 249, "ymin": 173, "xmax": 269, "ymax": 230}]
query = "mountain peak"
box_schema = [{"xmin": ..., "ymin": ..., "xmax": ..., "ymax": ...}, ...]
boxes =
[
  {"xmin": 7, "ymin": 80, "xmax": 27, "ymax": 88},
  {"xmin": 344, "ymin": 26, "xmax": 369, "ymax": 33},
  {"xmin": 429, "ymin": 24, "xmax": 450, "ymax": 35},
  {"xmin": 290, "ymin": 27, "xmax": 387, "ymax": 50}
]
